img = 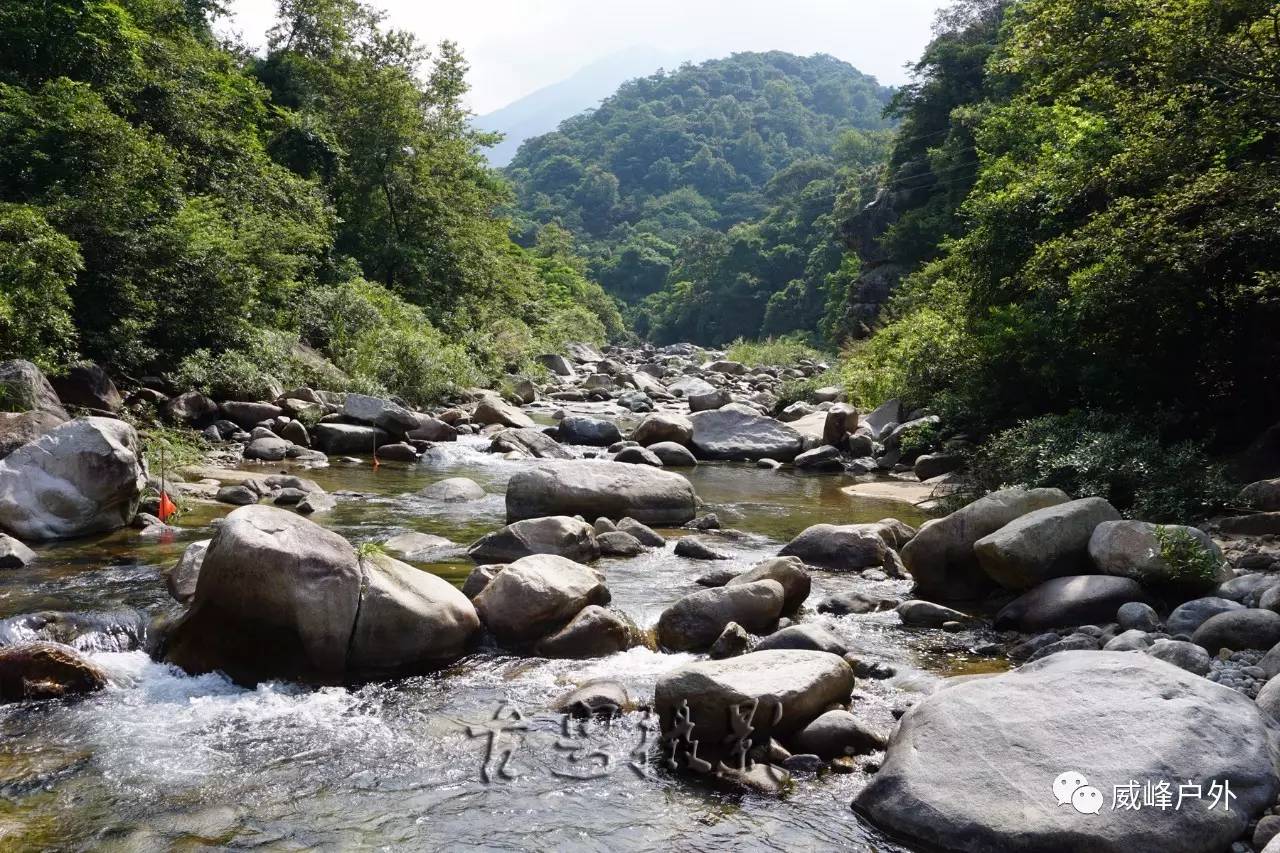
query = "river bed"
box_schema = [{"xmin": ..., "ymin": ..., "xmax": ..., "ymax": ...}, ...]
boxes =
[{"xmin": 0, "ymin": 432, "xmax": 1003, "ymax": 851}]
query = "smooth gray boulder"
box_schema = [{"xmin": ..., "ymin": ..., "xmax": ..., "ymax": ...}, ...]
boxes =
[
  {"xmin": 220, "ymin": 401, "xmax": 283, "ymax": 430},
  {"xmin": 0, "ymin": 533, "xmax": 36, "ymax": 569},
  {"xmin": 165, "ymin": 538, "xmax": 209, "ymax": 603},
  {"xmin": 342, "ymin": 393, "xmax": 419, "ymax": 433},
  {"xmin": 854, "ymin": 651, "xmax": 1280, "ymax": 853},
  {"xmin": 557, "ymin": 415, "xmax": 622, "ymax": 447},
  {"xmin": 708, "ymin": 621, "xmax": 752, "ymax": 659},
  {"xmin": 689, "ymin": 409, "xmax": 804, "ymax": 462},
  {"xmin": 902, "ymin": 487, "xmax": 1072, "ymax": 600},
  {"xmin": 630, "ymin": 413, "xmax": 692, "ymax": 447},
  {"xmin": 505, "ymin": 460, "xmax": 696, "ymax": 525},
  {"xmin": 974, "ymin": 497, "xmax": 1121, "ymax": 590},
  {"xmin": 753, "ymin": 623, "xmax": 847, "ymax": 655},
  {"xmin": 1146, "ymin": 638, "xmax": 1212, "ymax": 676},
  {"xmin": 1089, "ymin": 520, "xmax": 1226, "ymax": 589},
  {"xmin": 656, "ymin": 580, "xmax": 786, "ymax": 651},
  {"xmin": 1257, "ymin": 674, "xmax": 1280, "ymax": 721},
  {"xmin": 420, "ymin": 477, "xmax": 485, "ymax": 503},
  {"xmin": 0, "ymin": 360, "xmax": 68, "ymax": 458},
  {"xmin": 1192, "ymin": 609, "xmax": 1280, "ymax": 654},
  {"xmin": 472, "ymin": 554, "xmax": 609, "ymax": 645},
  {"xmin": 861, "ymin": 398, "xmax": 901, "ymax": 439},
  {"xmin": 617, "ymin": 517, "xmax": 665, "ymax": 546},
  {"xmin": 897, "ymin": 599, "xmax": 973, "ymax": 628},
  {"xmin": 647, "ymin": 441, "xmax": 697, "ymax": 467},
  {"xmin": 654, "ymin": 650, "xmax": 853, "ymax": 750},
  {"xmin": 0, "ymin": 417, "xmax": 145, "ymax": 541},
  {"xmin": 793, "ymin": 444, "xmax": 843, "ymax": 472},
  {"xmin": 595, "ymin": 530, "xmax": 646, "ymax": 556},
  {"xmin": 468, "ymin": 516, "xmax": 599, "ymax": 564},
  {"xmin": 791, "ymin": 709, "xmax": 886, "ymax": 758},
  {"xmin": 726, "ymin": 556, "xmax": 811, "ymax": 614},
  {"xmin": 49, "ymin": 362, "xmax": 121, "ymax": 413},
  {"xmin": 382, "ymin": 531, "xmax": 461, "ymax": 562},
  {"xmin": 1240, "ymin": 479, "xmax": 1280, "ymax": 511},
  {"xmin": 244, "ymin": 435, "xmax": 289, "ymax": 461},
  {"xmin": 613, "ymin": 446, "xmax": 663, "ymax": 467},
  {"xmin": 995, "ymin": 575, "xmax": 1147, "ymax": 632},
  {"xmin": 473, "ymin": 396, "xmax": 535, "ymax": 429},
  {"xmin": 778, "ymin": 523, "xmax": 893, "ymax": 572},
  {"xmin": 164, "ymin": 506, "xmax": 478, "ymax": 684},
  {"xmin": 1167, "ymin": 597, "xmax": 1245, "ymax": 637},
  {"xmin": 533, "ymin": 605, "xmax": 642, "ymax": 658},
  {"xmin": 406, "ymin": 416, "xmax": 457, "ymax": 443},
  {"xmin": 312, "ymin": 423, "xmax": 389, "ymax": 455},
  {"xmin": 489, "ymin": 428, "xmax": 573, "ymax": 459}
]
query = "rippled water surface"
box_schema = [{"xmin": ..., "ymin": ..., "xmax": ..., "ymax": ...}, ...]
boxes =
[{"xmin": 0, "ymin": 434, "xmax": 999, "ymax": 851}]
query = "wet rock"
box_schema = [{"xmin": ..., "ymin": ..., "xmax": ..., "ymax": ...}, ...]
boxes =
[
  {"xmin": 383, "ymin": 531, "xmax": 460, "ymax": 562},
  {"xmin": 755, "ymin": 624, "xmax": 847, "ymax": 655},
  {"xmin": 552, "ymin": 680, "xmax": 631, "ymax": 717},
  {"xmin": 854, "ymin": 651, "xmax": 1278, "ymax": 853},
  {"xmin": 630, "ymin": 413, "xmax": 693, "ymax": 446},
  {"xmin": 709, "ymin": 621, "xmax": 752, "ymax": 659},
  {"xmin": 472, "ymin": 554, "xmax": 609, "ymax": 645},
  {"xmin": 657, "ymin": 580, "xmax": 786, "ymax": 651},
  {"xmin": 1167, "ymin": 597, "xmax": 1245, "ymax": 637},
  {"xmin": 421, "ymin": 477, "xmax": 485, "ymax": 502},
  {"xmin": 596, "ymin": 530, "xmax": 646, "ymax": 557},
  {"xmin": 165, "ymin": 539, "xmax": 209, "ymax": 603},
  {"xmin": 995, "ymin": 575, "xmax": 1147, "ymax": 632},
  {"xmin": 1144, "ymin": 639, "xmax": 1213, "ymax": 676},
  {"xmin": 818, "ymin": 591, "xmax": 896, "ymax": 615},
  {"xmin": 0, "ymin": 642, "xmax": 107, "ymax": 701},
  {"xmin": 791, "ymin": 710, "xmax": 886, "ymax": 758},
  {"xmin": 164, "ymin": 506, "xmax": 479, "ymax": 684},
  {"xmin": 375, "ymin": 442, "xmax": 419, "ymax": 462},
  {"xmin": 296, "ymin": 492, "xmax": 336, "ymax": 514},
  {"xmin": 654, "ymin": 649, "xmax": 854, "ymax": 748},
  {"xmin": 650, "ymin": 438, "xmax": 701, "ymax": 466},
  {"xmin": 216, "ymin": 484, "xmax": 258, "ymax": 506},
  {"xmin": 617, "ymin": 518, "xmax": 664, "ymax": 547},
  {"xmin": 902, "ymin": 487, "xmax": 1071, "ymax": 601},
  {"xmin": 794, "ymin": 444, "xmax": 843, "ymax": 472},
  {"xmin": 311, "ymin": 423, "xmax": 389, "ymax": 455},
  {"xmin": 696, "ymin": 568, "xmax": 741, "ymax": 587},
  {"xmin": 0, "ymin": 417, "xmax": 145, "ymax": 541},
  {"xmin": 1192, "ymin": 609, "xmax": 1280, "ymax": 655},
  {"xmin": 407, "ymin": 416, "xmax": 458, "ymax": 442},
  {"xmin": 726, "ymin": 556, "xmax": 811, "ymax": 614},
  {"xmin": 505, "ymin": 460, "xmax": 696, "ymax": 526},
  {"xmin": 674, "ymin": 536, "xmax": 731, "ymax": 560},
  {"xmin": 468, "ymin": 516, "xmax": 599, "ymax": 564},
  {"xmin": 0, "ymin": 533, "xmax": 35, "ymax": 569},
  {"xmin": 534, "ymin": 605, "xmax": 641, "ymax": 658},
  {"xmin": 689, "ymin": 408, "xmax": 805, "ymax": 462},
  {"xmin": 558, "ymin": 415, "xmax": 622, "ymax": 447},
  {"xmin": 778, "ymin": 523, "xmax": 892, "ymax": 572},
  {"xmin": 974, "ymin": 497, "xmax": 1121, "ymax": 590},
  {"xmin": 613, "ymin": 446, "xmax": 663, "ymax": 467},
  {"xmin": 710, "ymin": 762, "xmax": 792, "ymax": 796},
  {"xmin": 896, "ymin": 600, "xmax": 972, "ymax": 629},
  {"xmin": 489, "ymin": 427, "xmax": 573, "ymax": 460},
  {"xmin": 473, "ymin": 396, "xmax": 535, "ymax": 429}
]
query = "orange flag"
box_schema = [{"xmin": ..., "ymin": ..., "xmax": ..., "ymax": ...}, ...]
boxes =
[{"xmin": 158, "ymin": 491, "xmax": 177, "ymax": 523}]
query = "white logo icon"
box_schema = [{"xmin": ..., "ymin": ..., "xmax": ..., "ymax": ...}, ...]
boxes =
[{"xmin": 1053, "ymin": 771, "xmax": 1101, "ymax": 814}]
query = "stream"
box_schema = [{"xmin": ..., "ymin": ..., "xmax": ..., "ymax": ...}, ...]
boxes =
[{"xmin": 0, "ymin": 420, "xmax": 1007, "ymax": 851}]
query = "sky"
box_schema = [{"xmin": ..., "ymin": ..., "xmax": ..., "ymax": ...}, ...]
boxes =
[{"xmin": 223, "ymin": 0, "xmax": 946, "ymax": 115}]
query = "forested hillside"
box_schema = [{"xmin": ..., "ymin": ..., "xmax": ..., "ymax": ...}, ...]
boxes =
[
  {"xmin": 0, "ymin": 0, "xmax": 620, "ymax": 404},
  {"xmin": 506, "ymin": 52, "xmax": 895, "ymax": 343}
]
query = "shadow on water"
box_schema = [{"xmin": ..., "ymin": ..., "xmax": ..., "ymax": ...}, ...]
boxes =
[{"xmin": 0, "ymin": 434, "xmax": 964, "ymax": 850}]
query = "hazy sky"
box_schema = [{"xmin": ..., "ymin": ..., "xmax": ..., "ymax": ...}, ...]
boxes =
[{"xmin": 223, "ymin": 1, "xmax": 945, "ymax": 115}]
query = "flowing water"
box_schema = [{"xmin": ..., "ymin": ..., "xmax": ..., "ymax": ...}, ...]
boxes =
[{"xmin": 0, "ymin": 430, "xmax": 1004, "ymax": 851}]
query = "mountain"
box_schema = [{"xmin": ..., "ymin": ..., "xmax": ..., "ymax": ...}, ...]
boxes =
[
  {"xmin": 505, "ymin": 51, "xmax": 895, "ymax": 343},
  {"xmin": 475, "ymin": 46, "xmax": 680, "ymax": 168}
]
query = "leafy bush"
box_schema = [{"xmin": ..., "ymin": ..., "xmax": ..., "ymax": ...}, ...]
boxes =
[
  {"xmin": 0, "ymin": 203, "xmax": 81, "ymax": 371},
  {"xmin": 726, "ymin": 335, "xmax": 826, "ymax": 369},
  {"xmin": 1153, "ymin": 525, "xmax": 1222, "ymax": 586},
  {"xmin": 897, "ymin": 419, "xmax": 941, "ymax": 459},
  {"xmin": 773, "ymin": 372, "xmax": 837, "ymax": 414},
  {"xmin": 838, "ymin": 306, "xmax": 965, "ymax": 414},
  {"xmin": 173, "ymin": 329, "xmax": 350, "ymax": 401},
  {"xmin": 954, "ymin": 411, "xmax": 1231, "ymax": 522},
  {"xmin": 136, "ymin": 423, "xmax": 207, "ymax": 476}
]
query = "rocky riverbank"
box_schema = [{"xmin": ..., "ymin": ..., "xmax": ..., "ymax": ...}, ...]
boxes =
[{"xmin": 3, "ymin": 345, "xmax": 1280, "ymax": 851}]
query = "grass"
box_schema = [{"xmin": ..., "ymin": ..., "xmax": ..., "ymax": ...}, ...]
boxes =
[{"xmin": 725, "ymin": 335, "xmax": 828, "ymax": 369}]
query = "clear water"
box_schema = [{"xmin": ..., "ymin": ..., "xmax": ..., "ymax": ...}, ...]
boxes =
[{"xmin": 0, "ymin": 434, "xmax": 1000, "ymax": 851}]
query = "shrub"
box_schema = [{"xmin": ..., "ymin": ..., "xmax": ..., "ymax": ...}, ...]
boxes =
[
  {"xmin": 838, "ymin": 306, "xmax": 965, "ymax": 413},
  {"xmin": 897, "ymin": 419, "xmax": 941, "ymax": 459},
  {"xmin": 726, "ymin": 334, "xmax": 826, "ymax": 369},
  {"xmin": 1153, "ymin": 525, "xmax": 1222, "ymax": 586},
  {"xmin": 0, "ymin": 203, "xmax": 81, "ymax": 371},
  {"xmin": 954, "ymin": 411, "xmax": 1231, "ymax": 522},
  {"xmin": 774, "ymin": 371, "xmax": 837, "ymax": 414}
]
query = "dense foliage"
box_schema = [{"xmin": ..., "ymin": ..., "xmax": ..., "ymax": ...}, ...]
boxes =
[
  {"xmin": 507, "ymin": 52, "xmax": 894, "ymax": 343},
  {"xmin": 0, "ymin": 0, "xmax": 619, "ymax": 403},
  {"xmin": 843, "ymin": 0, "xmax": 1280, "ymax": 442}
]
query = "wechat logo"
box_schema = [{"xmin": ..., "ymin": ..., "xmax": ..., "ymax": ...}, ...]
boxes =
[{"xmin": 1054, "ymin": 771, "xmax": 1103, "ymax": 815}]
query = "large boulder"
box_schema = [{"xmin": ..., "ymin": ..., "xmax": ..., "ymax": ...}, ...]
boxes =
[
  {"xmin": 533, "ymin": 605, "xmax": 642, "ymax": 658},
  {"xmin": 778, "ymin": 523, "xmax": 893, "ymax": 572},
  {"xmin": 49, "ymin": 362, "xmax": 122, "ymax": 412},
  {"xmin": 654, "ymin": 650, "xmax": 853, "ymax": 749},
  {"xmin": 648, "ymin": 441, "xmax": 697, "ymax": 467},
  {"xmin": 0, "ymin": 642, "xmax": 107, "ymax": 701},
  {"xmin": 164, "ymin": 506, "xmax": 478, "ymax": 684},
  {"xmin": 473, "ymin": 396, "xmax": 535, "ymax": 429},
  {"xmin": 312, "ymin": 423, "xmax": 389, "ymax": 455},
  {"xmin": 489, "ymin": 428, "xmax": 573, "ymax": 459},
  {"xmin": 341, "ymin": 393, "xmax": 419, "ymax": 434},
  {"xmin": 165, "ymin": 391, "xmax": 218, "ymax": 427},
  {"xmin": 468, "ymin": 516, "xmax": 599, "ymax": 563},
  {"xmin": 689, "ymin": 409, "xmax": 804, "ymax": 462},
  {"xmin": 726, "ymin": 556, "xmax": 811, "ymax": 614},
  {"xmin": 0, "ymin": 417, "xmax": 144, "ymax": 541},
  {"xmin": 472, "ymin": 554, "xmax": 609, "ymax": 645},
  {"xmin": 1192, "ymin": 609, "xmax": 1280, "ymax": 655},
  {"xmin": 0, "ymin": 360, "xmax": 68, "ymax": 458},
  {"xmin": 1089, "ymin": 520, "xmax": 1227, "ymax": 589},
  {"xmin": 1167, "ymin": 597, "xmax": 1246, "ymax": 638},
  {"xmin": 165, "ymin": 538, "xmax": 209, "ymax": 603},
  {"xmin": 656, "ymin": 580, "xmax": 785, "ymax": 651},
  {"xmin": 902, "ymin": 487, "xmax": 1072, "ymax": 600},
  {"xmin": 630, "ymin": 413, "xmax": 693, "ymax": 447},
  {"xmin": 406, "ymin": 416, "xmax": 457, "ymax": 443},
  {"xmin": 420, "ymin": 477, "xmax": 485, "ymax": 502},
  {"xmin": 995, "ymin": 575, "xmax": 1147, "ymax": 632},
  {"xmin": 974, "ymin": 497, "xmax": 1121, "ymax": 590},
  {"xmin": 556, "ymin": 415, "xmax": 622, "ymax": 447},
  {"xmin": 220, "ymin": 401, "xmax": 284, "ymax": 430},
  {"xmin": 854, "ymin": 651, "xmax": 1279, "ymax": 853},
  {"xmin": 1239, "ymin": 478, "xmax": 1280, "ymax": 511},
  {"xmin": 505, "ymin": 460, "xmax": 696, "ymax": 525}
]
